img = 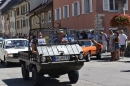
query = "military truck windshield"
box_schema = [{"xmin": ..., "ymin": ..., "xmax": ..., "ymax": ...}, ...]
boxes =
[{"xmin": 32, "ymin": 30, "xmax": 78, "ymax": 45}]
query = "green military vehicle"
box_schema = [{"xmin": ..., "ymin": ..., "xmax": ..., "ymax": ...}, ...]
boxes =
[{"xmin": 18, "ymin": 28, "xmax": 85, "ymax": 86}]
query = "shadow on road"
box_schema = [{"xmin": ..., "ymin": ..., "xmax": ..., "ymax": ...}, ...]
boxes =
[
  {"xmin": 120, "ymin": 70, "xmax": 130, "ymax": 72},
  {"xmin": 2, "ymin": 77, "xmax": 72, "ymax": 86},
  {"xmin": 0, "ymin": 63, "xmax": 20, "ymax": 68},
  {"xmin": 91, "ymin": 56, "xmax": 111, "ymax": 62}
]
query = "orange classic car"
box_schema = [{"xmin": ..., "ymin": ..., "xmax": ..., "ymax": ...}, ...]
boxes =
[{"xmin": 79, "ymin": 40, "xmax": 103, "ymax": 62}]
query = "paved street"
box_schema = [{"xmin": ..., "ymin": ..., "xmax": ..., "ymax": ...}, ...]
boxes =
[{"xmin": 0, "ymin": 53, "xmax": 130, "ymax": 86}]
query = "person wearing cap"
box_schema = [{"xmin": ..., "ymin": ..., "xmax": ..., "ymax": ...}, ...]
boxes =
[{"xmin": 51, "ymin": 31, "xmax": 68, "ymax": 43}]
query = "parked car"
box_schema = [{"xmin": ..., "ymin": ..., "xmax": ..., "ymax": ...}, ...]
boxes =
[
  {"xmin": 79, "ymin": 40, "xmax": 103, "ymax": 62},
  {"xmin": 0, "ymin": 38, "xmax": 3, "ymax": 47},
  {"xmin": 0, "ymin": 39, "xmax": 28, "ymax": 66}
]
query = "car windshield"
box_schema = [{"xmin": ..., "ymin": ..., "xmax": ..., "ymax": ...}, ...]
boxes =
[
  {"xmin": 0, "ymin": 40, "xmax": 3, "ymax": 43},
  {"xmin": 5, "ymin": 40, "xmax": 28, "ymax": 49},
  {"xmin": 79, "ymin": 40, "xmax": 91, "ymax": 46}
]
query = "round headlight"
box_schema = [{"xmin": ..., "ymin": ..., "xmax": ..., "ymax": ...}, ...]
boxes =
[
  {"xmin": 79, "ymin": 54, "xmax": 84, "ymax": 60},
  {"xmin": 41, "ymin": 57, "xmax": 46, "ymax": 62}
]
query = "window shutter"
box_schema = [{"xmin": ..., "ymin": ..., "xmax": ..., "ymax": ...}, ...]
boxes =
[
  {"xmin": 77, "ymin": 1, "xmax": 80, "ymax": 15},
  {"xmin": 63, "ymin": 6, "xmax": 65, "ymax": 18},
  {"xmin": 59, "ymin": 8, "xmax": 61, "ymax": 19},
  {"xmin": 89, "ymin": 0, "xmax": 93, "ymax": 12},
  {"xmin": 72, "ymin": 3, "xmax": 74, "ymax": 16},
  {"xmin": 103, "ymin": 0, "xmax": 109, "ymax": 11},
  {"xmin": 124, "ymin": 0, "xmax": 128, "ymax": 10},
  {"xmin": 67, "ymin": 5, "xmax": 69, "ymax": 17},
  {"xmin": 82, "ymin": 0, "xmax": 85, "ymax": 14},
  {"xmin": 55, "ymin": 9, "xmax": 57, "ymax": 20},
  {"xmin": 43, "ymin": 13, "xmax": 44, "ymax": 23}
]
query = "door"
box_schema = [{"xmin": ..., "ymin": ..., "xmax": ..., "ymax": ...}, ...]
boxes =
[
  {"xmin": 1, "ymin": 41, "xmax": 5, "ymax": 61},
  {"xmin": 90, "ymin": 42, "xmax": 97, "ymax": 55}
]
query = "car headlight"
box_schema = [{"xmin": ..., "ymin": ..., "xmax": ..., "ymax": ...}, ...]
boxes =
[
  {"xmin": 8, "ymin": 54, "xmax": 13, "ymax": 57},
  {"xmin": 41, "ymin": 56, "xmax": 46, "ymax": 62},
  {"xmin": 79, "ymin": 54, "xmax": 84, "ymax": 60}
]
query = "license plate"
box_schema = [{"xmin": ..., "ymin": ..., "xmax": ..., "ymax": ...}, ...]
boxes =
[{"xmin": 56, "ymin": 56, "xmax": 70, "ymax": 61}]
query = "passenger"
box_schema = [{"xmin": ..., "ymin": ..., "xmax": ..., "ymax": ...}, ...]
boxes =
[
  {"xmin": 82, "ymin": 31, "xmax": 88, "ymax": 39},
  {"xmin": 43, "ymin": 32, "xmax": 49, "ymax": 44},
  {"xmin": 31, "ymin": 32, "xmax": 44, "ymax": 60},
  {"xmin": 79, "ymin": 33, "xmax": 83, "ymax": 39}
]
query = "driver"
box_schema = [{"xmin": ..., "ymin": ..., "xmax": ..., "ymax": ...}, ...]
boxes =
[{"xmin": 52, "ymin": 31, "xmax": 68, "ymax": 43}]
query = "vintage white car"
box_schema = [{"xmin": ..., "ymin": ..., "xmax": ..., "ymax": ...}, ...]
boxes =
[{"xmin": 0, "ymin": 39, "xmax": 28, "ymax": 66}]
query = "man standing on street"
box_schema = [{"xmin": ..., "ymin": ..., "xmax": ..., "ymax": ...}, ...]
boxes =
[
  {"xmin": 100, "ymin": 32, "xmax": 108, "ymax": 53},
  {"xmin": 119, "ymin": 30, "xmax": 127, "ymax": 58}
]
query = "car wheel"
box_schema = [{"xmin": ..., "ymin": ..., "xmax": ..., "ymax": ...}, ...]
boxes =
[
  {"xmin": 96, "ymin": 50, "xmax": 102, "ymax": 59},
  {"xmin": 0, "ymin": 59, "xmax": 3, "ymax": 64},
  {"xmin": 68, "ymin": 70, "xmax": 79, "ymax": 83},
  {"xmin": 32, "ymin": 67, "xmax": 42, "ymax": 86},
  {"xmin": 86, "ymin": 51, "xmax": 91, "ymax": 62},
  {"xmin": 21, "ymin": 63, "xmax": 29, "ymax": 80}
]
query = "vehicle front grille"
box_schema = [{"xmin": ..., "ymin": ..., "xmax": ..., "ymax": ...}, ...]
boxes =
[{"xmin": 13, "ymin": 54, "xmax": 18, "ymax": 58}]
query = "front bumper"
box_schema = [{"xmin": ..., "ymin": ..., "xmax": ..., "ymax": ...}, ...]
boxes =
[
  {"xmin": 6, "ymin": 58, "xmax": 19, "ymax": 63},
  {"xmin": 39, "ymin": 60, "xmax": 85, "ymax": 74}
]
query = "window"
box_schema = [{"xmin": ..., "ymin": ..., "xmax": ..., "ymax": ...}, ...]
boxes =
[
  {"xmin": 82, "ymin": 0, "xmax": 93, "ymax": 14},
  {"xmin": 63, "ymin": 5, "xmax": 69, "ymax": 18},
  {"xmin": 10, "ymin": 11, "xmax": 12, "ymax": 17},
  {"xmin": 41, "ymin": 13, "xmax": 44, "ymax": 23},
  {"xmin": 55, "ymin": 8, "xmax": 61, "ymax": 20},
  {"xmin": 109, "ymin": 0, "xmax": 118, "ymax": 10},
  {"xmin": 103, "ymin": 0, "xmax": 128, "ymax": 11},
  {"xmin": 72, "ymin": 1, "xmax": 80, "ymax": 16},
  {"xmin": 48, "ymin": 11, "xmax": 51, "ymax": 22},
  {"xmin": 23, "ymin": 20, "xmax": 26, "ymax": 27},
  {"xmin": 17, "ymin": 21, "xmax": 20, "ymax": 29},
  {"xmin": 32, "ymin": 17, "xmax": 34, "ymax": 25},
  {"xmin": 26, "ymin": 19, "xmax": 28, "ymax": 27},
  {"xmin": 21, "ymin": 20, "xmax": 22, "ymax": 28},
  {"xmin": 10, "ymin": 22, "xmax": 14, "ymax": 28},
  {"xmin": 42, "ymin": 0, "xmax": 48, "ymax": 4},
  {"xmin": 36, "ymin": 16, "xmax": 39, "ymax": 24},
  {"xmin": 26, "ymin": 4, "xmax": 28, "ymax": 12},
  {"xmin": 16, "ymin": 8, "xmax": 19, "ymax": 16}
]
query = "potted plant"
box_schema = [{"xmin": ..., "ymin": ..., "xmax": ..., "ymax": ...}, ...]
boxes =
[{"xmin": 110, "ymin": 14, "xmax": 130, "ymax": 27}]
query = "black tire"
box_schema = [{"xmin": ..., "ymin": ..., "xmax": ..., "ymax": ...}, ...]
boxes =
[
  {"xmin": 0, "ymin": 59, "xmax": 3, "ymax": 64},
  {"xmin": 86, "ymin": 51, "xmax": 91, "ymax": 62},
  {"xmin": 68, "ymin": 70, "xmax": 79, "ymax": 83},
  {"xmin": 32, "ymin": 67, "xmax": 42, "ymax": 86},
  {"xmin": 21, "ymin": 64, "xmax": 29, "ymax": 80},
  {"xmin": 96, "ymin": 50, "xmax": 101, "ymax": 59}
]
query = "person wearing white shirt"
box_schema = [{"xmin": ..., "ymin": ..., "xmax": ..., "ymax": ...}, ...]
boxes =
[{"xmin": 119, "ymin": 30, "xmax": 127, "ymax": 58}]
